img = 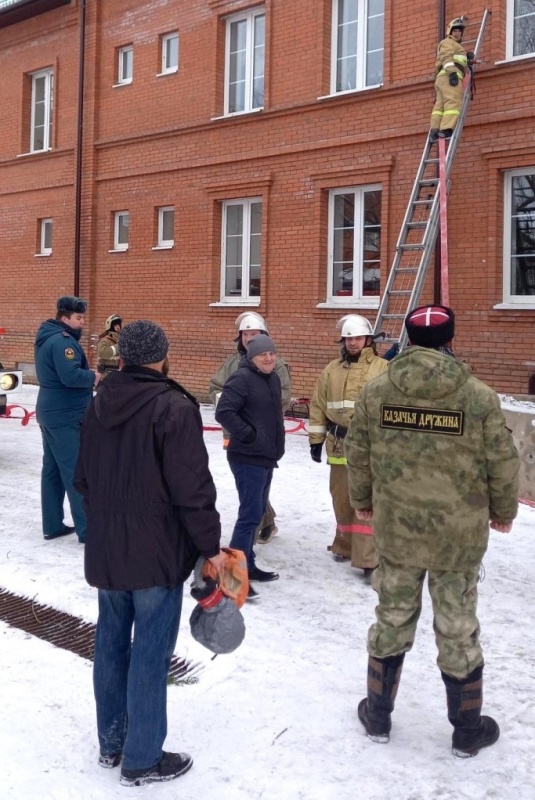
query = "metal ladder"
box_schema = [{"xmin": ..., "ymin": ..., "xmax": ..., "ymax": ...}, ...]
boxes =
[{"xmin": 374, "ymin": 10, "xmax": 491, "ymax": 349}]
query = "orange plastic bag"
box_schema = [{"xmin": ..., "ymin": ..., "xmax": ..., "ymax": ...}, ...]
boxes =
[{"xmin": 202, "ymin": 547, "xmax": 248, "ymax": 609}]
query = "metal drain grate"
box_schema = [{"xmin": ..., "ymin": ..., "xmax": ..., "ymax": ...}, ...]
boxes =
[{"xmin": 0, "ymin": 587, "xmax": 203, "ymax": 684}]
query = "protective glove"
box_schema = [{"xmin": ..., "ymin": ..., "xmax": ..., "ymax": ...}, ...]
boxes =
[
  {"xmin": 310, "ymin": 443, "xmax": 323, "ymax": 463},
  {"xmin": 448, "ymin": 72, "xmax": 459, "ymax": 87},
  {"xmin": 466, "ymin": 51, "xmax": 475, "ymax": 64}
]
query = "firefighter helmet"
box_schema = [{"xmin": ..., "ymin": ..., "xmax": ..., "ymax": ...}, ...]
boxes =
[
  {"xmin": 336, "ymin": 314, "xmax": 374, "ymax": 338},
  {"xmin": 446, "ymin": 17, "xmax": 465, "ymax": 37},
  {"xmin": 105, "ymin": 314, "xmax": 122, "ymax": 331},
  {"xmin": 235, "ymin": 312, "xmax": 268, "ymax": 333}
]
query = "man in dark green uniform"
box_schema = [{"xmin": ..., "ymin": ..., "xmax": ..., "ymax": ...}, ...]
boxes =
[{"xmin": 345, "ymin": 305, "xmax": 519, "ymax": 757}]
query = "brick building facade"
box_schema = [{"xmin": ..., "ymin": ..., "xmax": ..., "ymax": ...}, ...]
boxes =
[{"xmin": 1, "ymin": 0, "xmax": 534, "ymax": 398}]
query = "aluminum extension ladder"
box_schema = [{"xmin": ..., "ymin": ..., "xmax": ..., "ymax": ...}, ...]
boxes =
[{"xmin": 373, "ymin": 10, "xmax": 491, "ymax": 349}]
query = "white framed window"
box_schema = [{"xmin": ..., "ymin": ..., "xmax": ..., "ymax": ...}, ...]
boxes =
[
  {"xmin": 327, "ymin": 185, "xmax": 382, "ymax": 302},
  {"xmin": 506, "ymin": 0, "xmax": 535, "ymax": 60},
  {"xmin": 502, "ymin": 169, "xmax": 535, "ymax": 304},
  {"xmin": 39, "ymin": 218, "xmax": 52, "ymax": 255},
  {"xmin": 331, "ymin": 0, "xmax": 384, "ymax": 93},
  {"xmin": 221, "ymin": 199, "xmax": 262, "ymax": 300},
  {"xmin": 224, "ymin": 7, "xmax": 265, "ymax": 115},
  {"xmin": 157, "ymin": 206, "xmax": 175, "ymax": 247},
  {"xmin": 161, "ymin": 32, "xmax": 179, "ymax": 74},
  {"xmin": 30, "ymin": 68, "xmax": 53, "ymax": 152},
  {"xmin": 113, "ymin": 211, "xmax": 129, "ymax": 251},
  {"xmin": 117, "ymin": 46, "xmax": 133, "ymax": 84}
]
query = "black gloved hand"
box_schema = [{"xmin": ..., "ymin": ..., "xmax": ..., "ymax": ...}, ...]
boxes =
[
  {"xmin": 448, "ymin": 72, "xmax": 459, "ymax": 87},
  {"xmin": 466, "ymin": 51, "xmax": 475, "ymax": 64},
  {"xmin": 243, "ymin": 429, "xmax": 256, "ymax": 444},
  {"xmin": 191, "ymin": 577, "xmax": 221, "ymax": 607},
  {"xmin": 310, "ymin": 443, "xmax": 323, "ymax": 463}
]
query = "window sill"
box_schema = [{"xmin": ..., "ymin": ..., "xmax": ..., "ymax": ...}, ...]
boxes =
[
  {"xmin": 211, "ymin": 107, "xmax": 263, "ymax": 122},
  {"xmin": 317, "ymin": 298, "xmax": 380, "ymax": 309},
  {"xmin": 493, "ymin": 302, "xmax": 535, "ymax": 310},
  {"xmin": 34, "ymin": 252, "xmax": 52, "ymax": 258},
  {"xmin": 317, "ymin": 84, "xmax": 382, "ymax": 101},
  {"xmin": 151, "ymin": 244, "xmax": 174, "ymax": 250},
  {"xmin": 108, "ymin": 248, "xmax": 129, "ymax": 253},
  {"xmin": 112, "ymin": 80, "xmax": 133, "ymax": 88},
  {"xmin": 495, "ymin": 54, "xmax": 535, "ymax": 65},
  {"xmin": 156, "ymin": 69, "xmax": 178, "ymax": 77},
  {"xmin": 210, "ymin": 298, "xmax": 261, "ymax": 307},
  {"xmin": 17, "ymin": 149, "xmax": 52, "ymax": 158}
]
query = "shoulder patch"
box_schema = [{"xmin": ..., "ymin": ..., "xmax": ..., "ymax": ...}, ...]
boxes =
[
  {"xmin": 62, "ymin": 331, "xmax": 71, "ymax": 337},
  {"xmin": 64, "ymin": 347, "xmax": 76, "ymax": 360},
  {"xmin": 380, "ymin": 404, "xmax": 464, "ymax": 435}
]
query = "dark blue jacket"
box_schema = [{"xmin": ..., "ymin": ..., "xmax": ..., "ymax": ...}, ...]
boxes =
[
  {"xmin": 35, "ymin": 319, "xmax": 95, "ymax": 428},
  {"xmin": 215, "ymin": 357, "xmax": 285, "ymax": 468}
]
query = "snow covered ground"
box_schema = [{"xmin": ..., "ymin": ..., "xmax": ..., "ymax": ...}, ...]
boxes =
[{"xmin": 1, "ymin": 385, "xmax": 534, "ymax": 800}]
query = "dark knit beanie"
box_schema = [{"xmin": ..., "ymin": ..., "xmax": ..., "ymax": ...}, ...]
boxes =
[
  {"xmin": 57, "ymin": 296, "xmax": 87, "ymax": 314},
  {"xmin": 247, "ymin": 334, "xmax": 276, "ymax": 360},
  {"xmin": 405, "ymin": 305, "xmax": 455, "ymax": 349},
  {"xmin": 119, "ymin": 320, "xmax": 169, "ymax": 366}
]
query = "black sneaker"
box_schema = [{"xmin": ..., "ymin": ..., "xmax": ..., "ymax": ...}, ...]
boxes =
[
  {"xmin": 249, "ymin": 566, "xmax": 279, "ymax": 582},
  {"xmin": 120, "ymin": 751, "xmax": 193, "ymax": 787},
  {"xmin": 246, "ymin": 585, "xmax": 260, "ymax": 601},
  {"xmin": 98, "ymin": 752, "xmax": 121, "ymax": 769},
  {"xmin": 43, "ymin": 526, "xmax": 75, "ymax": 541}
]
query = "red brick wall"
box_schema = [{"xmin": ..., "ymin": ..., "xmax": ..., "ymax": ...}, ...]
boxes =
[{"xmin": 1, "ymin": 0, "xmax": 534, "ymax": 398}]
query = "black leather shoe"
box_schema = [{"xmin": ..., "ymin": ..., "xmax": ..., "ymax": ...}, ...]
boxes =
[
  {"xmin": 246, "ymin": 585, "xmax": 260, "ymax": 601},
  {"xmin": 43, "ymin": 526, "xmax": 75, "ymax": 540},
  {"xmin": 249, "ymin": 566, "xmax": 279, "ymax": 582}
]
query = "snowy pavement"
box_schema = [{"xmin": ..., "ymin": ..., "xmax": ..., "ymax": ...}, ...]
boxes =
[{"xmin": 0, "ymin": 385, "xmax": 534, "ymax": 800}]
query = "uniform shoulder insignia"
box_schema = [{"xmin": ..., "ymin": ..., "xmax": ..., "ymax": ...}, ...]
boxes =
[
  {"xmin": 64, "ymin": 347, "xmax": 76, "ymax": 360},
  {"xmin": 62, "ymin": 331, "xmax": 71, "ymax": 337}
]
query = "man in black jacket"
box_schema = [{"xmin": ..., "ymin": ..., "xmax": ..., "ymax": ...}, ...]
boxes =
[
  {"xmin": 215, "ymin": 335, "xmax": 285, "ymax": 599},
  {"xmin": 75, "ymin": 320, "xmax": 223, "ymax": 787}
]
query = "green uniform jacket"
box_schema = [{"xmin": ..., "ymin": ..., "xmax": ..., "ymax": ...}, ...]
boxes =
[
  {"xmin": 344, "ymin": 347, "xmax": 519, "ymax": 571},
  {"xmin": 209, "ymin": 351, "xmax": 291, "ymax": 412}
]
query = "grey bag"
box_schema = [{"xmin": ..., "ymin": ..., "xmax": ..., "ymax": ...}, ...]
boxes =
[{"xmin": 189, "ymin": 557, "xmax": 246, "ymax": 655}]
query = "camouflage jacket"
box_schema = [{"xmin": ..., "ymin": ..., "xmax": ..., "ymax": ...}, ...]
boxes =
[
  {"xmin": 344, "ymin": 347, "xmax": 519, "ymax": 571},
  {"xmin": 309, "ymin": 347, "xmax": 388, "ymax": 465}
]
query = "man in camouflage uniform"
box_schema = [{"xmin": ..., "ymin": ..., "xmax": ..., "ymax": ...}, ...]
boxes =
[
  {"xmin": 345, "ymin": 305, "xmax": 519, "ymax": 757},
  {"xmin": 309, "ymin": 315, "xmax": 387, "ymax": 578},
  {"xmin": 209, "ymin": 312, "xmax": 291, "ymax": 544},
  {"xmin": 97, "ymin": 314, "xmax": 122, "ymax": 380}
]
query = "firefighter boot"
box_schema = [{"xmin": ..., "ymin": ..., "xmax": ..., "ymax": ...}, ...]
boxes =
[
  {"xmin": 429, "ymin": 128, "xmax": 439, "ymax": 141},
  {"xmin": 438, "ymin": 128, "xmax": 453, "ymax": 139},
  {"xmin": 358, "ymin": 654, "xmax": 405, "ymax": 743},
  {"xmin": 441, "ymin": 665, "xmax": 500, "ymax": 758}
]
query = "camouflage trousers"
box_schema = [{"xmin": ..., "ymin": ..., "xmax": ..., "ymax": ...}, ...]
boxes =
[
  {"xmin": 253, "ymin": 498, "xmax": 276, "ymax": 544},
  {"xmin": 368, "ymin": 556, "xmax": 484, "ymax": 680}
]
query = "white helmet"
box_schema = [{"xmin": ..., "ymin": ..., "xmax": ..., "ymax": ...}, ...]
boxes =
[
  {"xmin": 235, "ymin": 312, "xmax": 268, "ymax": 334},
  {"xmin": 105, "ymin": 314, "xmax": 122, "ymax": 331},
  {"xmin": 336, "ymin": 314, "xmax": 374, "ymax": 338}
]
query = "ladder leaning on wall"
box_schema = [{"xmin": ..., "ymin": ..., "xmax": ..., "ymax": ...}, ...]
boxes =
[{"xmin": 373, "ymin": 10, "xmax": 491, "ymax": 349}]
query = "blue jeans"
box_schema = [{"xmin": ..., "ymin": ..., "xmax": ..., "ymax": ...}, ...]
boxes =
[
  {"xmin": 93, "ymin": 585, "xmax": 183, "ymax": 771},
  {"xmin": 229, "ymin": 461, "xmax": 273, "ymax": 570},
  {"xmin": 40, "ymin": 424, "xmax": 87, "ymax": 541}
]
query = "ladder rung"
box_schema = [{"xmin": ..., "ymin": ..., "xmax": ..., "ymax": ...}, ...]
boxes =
[
  {"xmin": 412, "ymin": 199, "xmax": 434, "ymax": 205},
  {"xmin": 389, "ymin": 290, "xmax": 412, "ymax": 296},
  {"xmin": 396, "ymin": 268, "xmax": 418, "ymax": 274},
  {"xmin": 407, "ymin": 222, "xmax": 427, "ymax": 229},
  {"xmin": 399, "ymin": 244, "xmax": 424, "ymax": 251},
  {"xmin": 424, "ymin": 158, "xmax": 439, "ymax": 164},
  {"xmin": 419, "ymin": 179, "xmax": 438, "ymax": 186},
  {"xmin": 382, "ymin": 314, "xmax": 406, "ymax": 319}
]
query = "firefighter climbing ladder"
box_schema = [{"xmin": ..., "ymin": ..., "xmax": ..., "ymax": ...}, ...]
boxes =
[{"xmin": 373, "ymin": 10, "xmax": 491, "ymax": 349}]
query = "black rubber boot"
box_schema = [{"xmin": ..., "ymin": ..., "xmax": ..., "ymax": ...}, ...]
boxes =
[
  {"xmin": 441, "ymin": 665, "xmax": 500, "ymax": 758},
  {"xmin": 438, "ymin": 128, "xmax": 453, "ymax": 139},
  {"xmin": 429, "ymin": 128, "xmax": 439, "ymax": 141},
  {"xmin": 358, "ymin": 654, "xmax": 405, "ymax": 743}
]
